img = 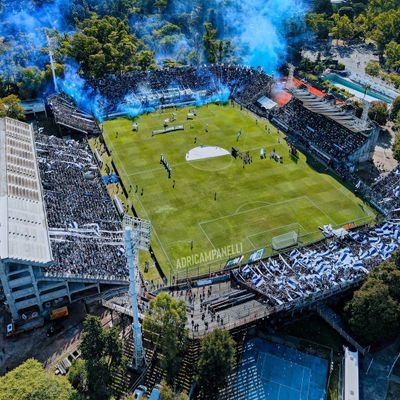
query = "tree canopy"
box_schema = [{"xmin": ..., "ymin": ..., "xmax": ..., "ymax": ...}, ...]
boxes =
[
  {"xmin": 0, "ymin": 94, "xmax": 25, "ymax": 120},
  {"xmin": 143, "ymin": 292, "xmax": 187, "ymax": 382},
  {"xmin": 63, "ymin": 16, "xmax": 154, "ymax": 78},
  {"xmin": 197, "ymin": 329, "xmax": 236, "ymax": 398},
  {"xmin": 0, "ymin": 358, "xmax": 76, "ymax": 400},
  {"xmin": 78, "ymin": 315, "xmax": 126, "ymax": 399},
  {"xmin": 345, "ymin": 251, "xmax": 400, "ymax": 343}
]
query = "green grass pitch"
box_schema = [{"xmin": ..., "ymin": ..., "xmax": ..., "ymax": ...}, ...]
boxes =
[{"xmin": 101, "ymin": 103, "xmax": 375, "ymax": 280}]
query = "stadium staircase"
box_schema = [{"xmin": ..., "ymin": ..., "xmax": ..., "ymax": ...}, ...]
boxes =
[
  {"xmin": 112, "ymin": 331, "xmax": 159, "ymax": 399},
  {"xmin": 110, "ymin": 331, "xmax": 136, "ymax": 399},
  {"xmin": 217, "ymin": 323, "xmax": 257, "ymax": 400},
  {"xmin": 175, "ymin": 339, "xmax": 201, "ymax": 393},
  {"xmin": 317, "ymin": 305, "xmax": 367, "ymax": 355}
]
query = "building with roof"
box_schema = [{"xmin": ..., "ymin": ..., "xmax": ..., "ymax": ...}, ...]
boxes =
[
  {"xmin": 273, "ymin": 88, "xmax": 379, "ymax": 168},
  {"xmin": 0, "ymin": 117, "xmax": 127, "ymax": 320},
  {"xmin": 342, "ymin": 347, "xmax": 359, "ymax": 400}
]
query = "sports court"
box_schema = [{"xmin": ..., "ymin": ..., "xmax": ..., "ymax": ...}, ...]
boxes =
[{"xmin": 232, "ymin": 338, "xmax": 329, "ymax": 400}]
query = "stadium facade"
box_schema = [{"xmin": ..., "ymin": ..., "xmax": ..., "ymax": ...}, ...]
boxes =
[{"xmin": 0, "ymin": 117, "xmax": 127, "ymax": 320}]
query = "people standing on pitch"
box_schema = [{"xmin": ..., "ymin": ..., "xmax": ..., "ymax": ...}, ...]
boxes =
[
  {"xmin": 141, "ymin": 188, "xmax": 144, "ymax": 196},
  {"xmin": 205, "ymin": 124, "xmax": 208, "ymax": 133},
  {"xmin": 194, "ymin": 137, "xmax": 197, "ymax": 144},
  {"xmin": 173, "ymin": 179, "xmax": 175, "ymax": 189},
  {"xmin": 214, "ymin": 192, "xmax": 217, "ymax": 201}
]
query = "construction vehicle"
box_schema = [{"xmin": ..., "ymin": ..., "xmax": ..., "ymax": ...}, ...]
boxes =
[
  {"xmin": 6, "ymin": 317, "xmax": 44, "ymax": 337},
  {"xmin": 50, "ymin": 306, "xmax": 69, "ymax": 321}
]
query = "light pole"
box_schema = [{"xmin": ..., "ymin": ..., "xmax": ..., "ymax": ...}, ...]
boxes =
[{"xmin": 123, "ymin": 215, "xmax": 151, "ymax": 371}]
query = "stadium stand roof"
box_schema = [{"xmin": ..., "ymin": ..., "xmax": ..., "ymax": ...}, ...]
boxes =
[
  {"xmin": 256, "ymin": 96, "xmax": 277, "ymax": 110},
  {"xmin": 0, "ymin": 118, "xmax": 52, "ymax": 264},
  {"xmin": 291, "ymin": 88, "xmax": 371, "ymax": 134},
  {"xmin": 20, "ymin": 99, "xmax": 46, "ymax": 115}
]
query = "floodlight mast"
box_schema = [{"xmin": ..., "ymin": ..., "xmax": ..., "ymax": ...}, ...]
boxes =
[
  {"xmin": 123, "ymin": 216, "xmax": 151, "ymax": 371},
  {"xmin": 46, "ymin": 35, "xmax": 59, "ymax": 93}
]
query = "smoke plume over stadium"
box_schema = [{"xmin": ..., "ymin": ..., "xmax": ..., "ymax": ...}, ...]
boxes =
[{"xmin": 0, "ymin": 0, "xmax": 308, "ymax": 118}]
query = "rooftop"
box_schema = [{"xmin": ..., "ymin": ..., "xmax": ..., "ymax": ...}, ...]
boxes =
[{"xmin": 0, "ymin": 117, "xmax": 52, "ymax": 264}]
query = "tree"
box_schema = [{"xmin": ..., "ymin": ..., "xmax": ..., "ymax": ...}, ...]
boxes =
[
  {"xmin": 313, "ymin": 0, "xmax": 333, "ymax": 16},
  {"xmin": 68, "ymin": 359, "xmax": 88, "ymax": 393},
  {"xmin": 331, "ymin": 14, "xmax": 354, "ymax": 43},
  {"xmin": 197, "ymin": 329, "xmax": 236, "ymax": 398},
  {"xmin": 345, "ymin": 279, "xmax": 400, "ymax": 343},
  {"xmin": 385, "ymin": 41, "xmax": 400, "ymax": 70},
  {"xmin": 368, "ymin": 101, "xmax": 388, "ymax": 125},
  {"xmin": 159, "ymin": 380, "xmax": 188, "ymax": 400},
  {"xmin": 79, "ymin": 315, "xmax": 126, "ymax": 399},
  {"xmin": 17, "ymin": 66, "xmax": 45, "ymax": 99},
  {"xmin": 365, "ymin": 61, "xmax": 381, "ymax": 77},
  {"xmin": 202, "ymin": 22, "xmax": 234, "ymax": 64},
  {"xmin": 203, "ymin": 22, "xmax": 218, "ymax": 64},
  {"xmin": 393, "ymin": 132, "xmax": 400, "ymax": 162},
  {"xmin": 392, "ymin": 96, "xmax": 400, "ymax": 120},
  {"xmin": 65, "ymin": 16, "xmax": 153, "ymax": 78},
  {"xmin": 338, "ymin": 6, "xmax": 355, "ymax": 21},
  {"xmin": 0, "ymin": 94, "xmax": 25, "ymax": 120},
  {"xmin": 143, "ymin": 292, "xmax": 187, "ymax": 382},
  {"xmin": 0, "ymin": 358, "xmax": 75, "ymax": 400},
  {"xmin": 306, "ymin": 13, "xmax": 332, "ymax": 40},
  {"xmin": 370, "ymin": 260, "xmax": 400, "ymax": 302},
  {"xmin": 371, "ymin": 10, "xmax": 400, "ymax": 52}
]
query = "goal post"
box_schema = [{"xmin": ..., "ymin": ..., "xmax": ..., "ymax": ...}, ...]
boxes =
[{"xmin": 271, "ymin": 231, "xmax": 298, "ymax": 251}]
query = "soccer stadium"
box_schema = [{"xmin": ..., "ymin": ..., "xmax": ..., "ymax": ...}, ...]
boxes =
[{"xmin": 2, "ymin": 1, "xmax": 400, "ymax": 398}]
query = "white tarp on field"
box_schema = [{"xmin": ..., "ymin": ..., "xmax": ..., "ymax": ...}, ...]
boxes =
[{"xmin": 186, "ymin": 145, "xmax": 230, "ymax": 161}]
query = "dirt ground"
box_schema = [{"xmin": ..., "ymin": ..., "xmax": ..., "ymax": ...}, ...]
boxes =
[{"xmin": 0, "ymin": 303, "xmax": 113, "ymax": 375}]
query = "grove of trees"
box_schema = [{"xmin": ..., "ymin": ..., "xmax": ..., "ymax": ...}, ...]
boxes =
[
  {"xmin": 306, "ymin": 0, "xmax": 400, "ymax": 73},
  {"xmin": 0, "ymin": 358, "xmax": 80, "ymax": 400},
  {"xmin": 345, "ymin": 250, "xmax": 400, "ymax": 343}
]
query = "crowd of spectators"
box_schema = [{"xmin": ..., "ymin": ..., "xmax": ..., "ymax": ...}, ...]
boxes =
[
  {"xmin": 35, "ymin": 133, "xmax": 127, "ymax": 280},
  {"xmin": 236, "ymin": 221, "xmax": 400, "ymax": 307},
  {"xmin": 88, "ymin": 64, "xmax": 273, "ymax": 113},
  {"xmin": 368, "ymin": 166, "xmax": 400, "ymax": 215},
  {"xmin": 47, "ymin": 94, "xmax": 101, "ymax": 135},
  {"xmin": 272, "ymin": 97, "xmax": 368, "ymax": 162}
]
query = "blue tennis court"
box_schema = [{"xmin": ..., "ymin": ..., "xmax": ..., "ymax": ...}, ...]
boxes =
[{"xmin": 231, "ymin": 338, "xmax": 328, "ymax": 400}]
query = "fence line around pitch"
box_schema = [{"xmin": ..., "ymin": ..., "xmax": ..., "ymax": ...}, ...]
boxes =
[{"xmin": 169, "ymin": 213, "xmax": 375, "ymax": 283}]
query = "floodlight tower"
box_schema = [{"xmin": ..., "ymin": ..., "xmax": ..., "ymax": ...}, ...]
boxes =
[
  {"xmin": 46, "ymin": 35, "xmax": 59, "ymax": 93},
  {"xmin": 123, "ymin": 215, "xmax": 151, "ymax": 370},
  {"xmin": 286, "ymin": 64, "xmax": 295, "ymax": 89}
]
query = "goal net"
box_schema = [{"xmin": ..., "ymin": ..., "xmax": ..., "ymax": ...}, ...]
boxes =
[{"xmin": 272, "ymin": 231, "xmax": 298, "ymax": 251}]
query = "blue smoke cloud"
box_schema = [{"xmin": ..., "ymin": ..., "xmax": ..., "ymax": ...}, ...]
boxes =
[
  {"xmin": 57, "ymin": 63, "xmax": 106, "ymax": 121},
  {"xmin": 218, "ymin": 0, "xmax": 308, "ymax": 73},
  {"xmin": 0, "ymin": 0, "xmax": 308, "ymax": 119}
]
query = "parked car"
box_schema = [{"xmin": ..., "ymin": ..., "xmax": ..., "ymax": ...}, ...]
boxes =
[
  {"xmin": 149, "ymin": 384, "xmax": 161, "ymax": 400},
  {"xmin": 46, "ymin": 323, "xmax": 64, "ymax": 337},
  {"xmin": 132, "ymin": 385, "xmax": 147, "ymax": 400}
]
